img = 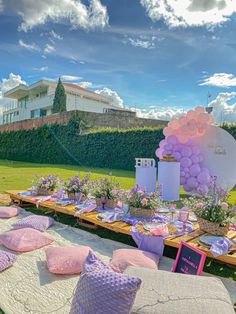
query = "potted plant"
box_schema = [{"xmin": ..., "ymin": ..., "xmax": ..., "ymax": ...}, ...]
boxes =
[
  {"xmin": 63, "ymin": 174, "xmax": 90, "ymax": 201},
  {"xmin": 91, "ymin": 176, "xmax": 120, "ymax": 209},
  {"xmin": 193, "ymin": 179, "xmax": 234, "ymax": 236},
  {"xmin": 34, "ymin": 175, "xmax": 57, "ymax": 196},
  {"xmin": 127, "ymin": 186, "xmax": 159, "ymax": 218}
]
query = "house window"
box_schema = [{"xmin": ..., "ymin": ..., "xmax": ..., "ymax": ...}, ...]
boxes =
[{"xmin": 30, "ymin": 109, "xmax": 47, "ymax": 118}]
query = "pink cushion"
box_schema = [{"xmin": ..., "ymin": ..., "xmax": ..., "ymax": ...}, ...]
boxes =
[
  {"xmin": 110, "ymin": 249, "xmax": 160, "ymax": 273},
  {"xmin": 0, "ymin": 228, "xmax": 53, "ymax": 252},
  {"xmin": 0, "ymin": 206, "xmax": 20, "ymax": 218},
  {"xmin": 46, "ymin": 246, "xmax": 91, "ymax": 274}
]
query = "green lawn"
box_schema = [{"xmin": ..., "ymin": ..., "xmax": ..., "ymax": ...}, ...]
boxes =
[{"xmin": 0, "ymin": 159, "xmax": 236, "ymax": 204}]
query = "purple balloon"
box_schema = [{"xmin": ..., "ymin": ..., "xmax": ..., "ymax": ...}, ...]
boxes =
[
  {"xmin": 191, "ymin": 155, "xmax": 199, "ymax": 164},
  {"xmin": 180, "ymin": 171, "xmax": 185, "ymax": 177},
  {"xmin": 181, "ymin": 146, "xmax": 192, "ymax": 157},
  {"xmin": 183, "ymin": 184, "xmax": 192, "ymax": 192},
  {"xmin": 192, "ymin": 146, "xmax": 200, "ymax": 155},
  {"xmin": 172, "ymin": 152, "xmax": 181, "ymax": 161},
  {"xmin": 185, "ymin": 172, "xmax": 190, "ymax": 179},
  {"xmin": 189, "ymin": 164, "xmax": 201, "ymax": 177},
  {"xmin": 167, "ymin": 135, "xmax": 177, "ymax": 145},
  {"xmin": 187, "ymin": 177, "xmax": 198, "ymax": 189},
  {"xmin": 184, "ymin": 167, "xmax": 189, "ymax": 173},
  {"xmin": 180, "ymin": 157, "xmax": 192, "ymax": 168},
  {"xmin": 197, "ymin": 184, "xmax": 209, "ymax": 195},
  {"xmin": 172, "ymin": 145, "xmax": 179, "ymax": 152},
  {"xmin": 197, "ymin": 171, "xmax": 210, "ymax": 184},
  {"xmin": 180, "ymin": 177, "xmax": 186, "ymax": 185},
  {"xmin": 159, "ymin": 139, "xmax": 166, "ymax": 148},
  {"xmin": 198, "ymin": 154, "xmax": 204, "ymax": 162},
  {"xmin": 164, "ymin": 143, "xmax": 173, "ymax": 151}
]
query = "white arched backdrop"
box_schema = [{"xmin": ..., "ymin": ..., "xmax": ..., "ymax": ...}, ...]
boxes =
[{"xmin": 193, "ymin": 125, "xmax": 236, "ymax": 191}]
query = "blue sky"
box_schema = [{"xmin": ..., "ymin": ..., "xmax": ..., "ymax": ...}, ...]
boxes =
[{"xmin": 1, "ymin": 0, "xmax": 236, "ymax": 121}]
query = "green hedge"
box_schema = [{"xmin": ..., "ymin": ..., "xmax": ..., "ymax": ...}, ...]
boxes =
[{"xmin": 0, "ymin": 118, "xmax": 235, "ymax": 171}]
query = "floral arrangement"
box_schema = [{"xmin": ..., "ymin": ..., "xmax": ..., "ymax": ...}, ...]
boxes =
[
  {"xmin": 193, "ymin": 177, "xmax": 234, "ymax": 227},
  {"xmin": 63, "ymin": 174, "xmax": 90, "ymax": 194},
  {"xmin": 91, "ymin": 176, "xmax": 120, "ymax": 200},
  {"xmin": 127, "ymin": 186, "xmax": 160, "ymax": 210},
  {"xmin": 34, "ymin": 175, "xmax": 57, "ymax": 191}
]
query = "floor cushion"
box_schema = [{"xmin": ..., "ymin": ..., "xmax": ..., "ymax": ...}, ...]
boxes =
[
  {"xmin": 46, "ymin": 246, "xmax": 91, "ymax": 274},
  {"xmin": 125, "ymin": 267, "xmax": 234, "ymax": 314},
  {"xmin": 0, "ymin": 250, "xmax": 17, "ymax": 272},
  {"xmin": 0, "ymin": 206, "xmax": 20, "ymax": 218},
  {"xmin": 70, "ymin": 251, "xmax": 142, "ymax": 314},
  {"xmin": 12, "ymin": 215, "xmax": 54, "ymax": 232},
  {"xmin": 0, "ymin": 228, "xmax": 54, "ymax": 252},
  {"xmin": 110, "ymin": 248, "xmax": 160, "ymax": 273}
]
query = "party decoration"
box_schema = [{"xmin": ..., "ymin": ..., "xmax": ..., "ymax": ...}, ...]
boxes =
[{"xmin": 156, "ymin": 106, "xmax": 214, "ymax": 194}]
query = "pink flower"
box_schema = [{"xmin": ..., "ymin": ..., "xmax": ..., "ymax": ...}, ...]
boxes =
[
  {"xmin": 221, "ymin": 202, "xmax": 229, "ymax": 210},
  {"xmin": 141, "ymin": 198, "xmax": 148, "ymax": 206},
  {"xmin": 137, "ymin": 190, "xmax": 145, "ymax": 196},
  {"xmin": 196, "ymin": 203, "xmax": 204, "ymax": 209},
  {"xmin": 168, "ymin": 203, "xmax": 176, "ymax": 209}
]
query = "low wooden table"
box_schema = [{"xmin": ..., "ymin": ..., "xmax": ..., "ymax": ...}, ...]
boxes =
[{"xmin": 5, "ymin": 190, "xmax": 236, "ymax": 266}]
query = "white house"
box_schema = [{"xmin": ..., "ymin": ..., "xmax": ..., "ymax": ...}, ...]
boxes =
[{"xmin": 2, "ymin": 80, "xmax": 122, "ymax": 124}]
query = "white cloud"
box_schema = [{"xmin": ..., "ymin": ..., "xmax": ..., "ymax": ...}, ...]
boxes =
[
  {"xmin": 79, "ymin": 81, "xmax": 93, "ymax": 88},
  {"xmin": 208, "ymin": 92, "xmax": 236, "ymax": 123},
  {"xmin": 50, "ymin": 30, "xmax": 63, "ymax": 40},
  {"xmin": 95, "ymin": 87, "xmax": 124, "ymax": 108},
  {"xmin": 199, "ymin": 72, "xmax": 236, "ymax": 87},
  {"xmin": 0, "ymin": 0, "xmax": 4, "ymax": 12},
  {"xmin": 19, "ymin": 39, "xmax": 40, "ymax": 51},
  {"xmin": 123, "ymin": 35, "xmax": 157, "ymax": 49},
  {"xmin": 33, "ymin": 66, "xmax": 48, "ymax": 72},
  {"xmin": 140, "ymin": 0, "xmax": 236, "ymax": 28},
  {"xmin": 44, "ymin": 44, "xmax": 55, "ymax": 54},
  {"xmin": 1, "ymin": 73, "xmax": 27, "ymax": 94},
  {"xmin": 6, "ymin": 0, "xmax": 108, "ymax": 32},
  {"xmin": 131, "ymin": 106, "xmax": 185, "ymax": 121},
  {"xmin": 61, "ymin": 75, "xmax": 83, "ymax": 81}
]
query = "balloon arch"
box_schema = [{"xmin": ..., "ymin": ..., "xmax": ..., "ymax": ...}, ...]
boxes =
[{"xmin": 155, "ymin": 106, "xmax": 213, "ymax": 194}]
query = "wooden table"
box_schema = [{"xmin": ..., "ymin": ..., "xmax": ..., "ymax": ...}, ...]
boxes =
[{"xmin": 5, "ymin": 190, "xmax": 236, "ymax": 266}]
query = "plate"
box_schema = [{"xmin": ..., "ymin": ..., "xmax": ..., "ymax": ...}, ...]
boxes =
[
  {"xmin": 157, "ymin": 208, "xmax": 171, "ymax": 213},
  {"xmin": 143, "ymin": 222, "xmax": 162, "ymax": 231},
  {"xmin": 199, "ymin": 236, "xmax": 225, "ymax": 246}
]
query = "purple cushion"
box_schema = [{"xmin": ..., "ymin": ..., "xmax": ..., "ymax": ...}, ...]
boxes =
[
  {"xmin": 0, "ymin": 250, "xmax": 17, "ymax": 272},
  {"xmin": 70, "ymin": 251, "xmax": 141, "ymax": 314},
  {"xmin": 12, "ymin": 215, "xmax": 54, "ymax": 232}
]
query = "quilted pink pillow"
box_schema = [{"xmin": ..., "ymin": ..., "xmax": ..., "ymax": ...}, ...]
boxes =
[
  {"xmin": 0, "ymin": 228, "xmax": 53, "ymax": 252},
  {"xmin": 46, "ymin": 246, "xmax": 91, "ymax": 275},
  {"xmin": 12, "ymin": 215, "xmax": 54, "ymax": 232},
  {"xmin": 0, "ymin": 206, "xmax": 20, "ymax": 218},
  {"xmin": 110, "ymin": 249, "xmax": 160, "ymax": 273}
]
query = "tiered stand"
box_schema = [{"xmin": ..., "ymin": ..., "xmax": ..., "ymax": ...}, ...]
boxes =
[{"xmin": 5, "ymin": 190, "xmax": 236, "ymax": 267}]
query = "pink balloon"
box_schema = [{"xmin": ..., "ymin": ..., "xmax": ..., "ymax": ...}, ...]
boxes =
[
  {"xmin": 187, "ymin": 177, "xmax": 198, "ymax": 189},
  {"xmin": 169, "ymin": 119, "xmax": 179, "ymax": 129},
  {"xmin": 187, "ymin": 110, "xmax": 197, "ymax": 119},
  {"xmin": 159, "ymin": 139, "xmax": 166, "ymax": 148},
  {"xmin": 181, "ymin": 146, "xmax": 192, "ymax": 157},
  {"xmin": 155, "ymin": 148, "xmax": 162, "ymax": 158},
  {"xmin": 198, "ymin": 113, "xmax": 210, "ymax": 123},
  {"xmin": 167, "ymin": 135, "xmax": 178, "ymax": 145},
  {"xmin": 178, "ymin": 135, "xmax": 189, "ymax": 144},
  {"xmin": 189, "ymin": 164, "xmax": 201, "ymax": 176},
  {"xmin": 163, "ymin": 127, "xmax": 173, "ymax": 137},
  {"xmin": 195, "ymin": 106, "xmax": 205, "ymax": 113},
  {"xmin": 180, "ymin": 157, "xmax": 192, "ymax": 168}
]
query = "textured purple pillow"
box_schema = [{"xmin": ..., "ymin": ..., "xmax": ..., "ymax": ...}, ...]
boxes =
[
  {"xmin": 70, "ymin": 251, "xmax": 142, "ymax": 314},
  {"xmin": 0, "ymin": 250, "xmax": 17, "ymax": 272},
  {"xmin": 12, "ymin": 215, "xmax": 54, "ymax": 232}
]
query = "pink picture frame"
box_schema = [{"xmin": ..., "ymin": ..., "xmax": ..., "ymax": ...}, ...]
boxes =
[{"xmin": 172, "ymin": 241, "xmax": 206, "ymax": 275}]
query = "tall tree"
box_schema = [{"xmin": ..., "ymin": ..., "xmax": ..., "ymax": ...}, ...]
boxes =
[{"xmin": 52, "ymin": 78, "xmax": 67, "ymax": 113}]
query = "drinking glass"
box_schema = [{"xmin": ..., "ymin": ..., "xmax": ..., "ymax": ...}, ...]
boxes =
[{"xmin": 179, "ymin": 210, "xmax": 189, "ymax": 234}]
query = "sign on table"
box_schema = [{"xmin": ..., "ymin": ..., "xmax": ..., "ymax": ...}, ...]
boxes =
[{"xmin": 172, "ymin": 241, "xmax": 206, "ymax": 275}]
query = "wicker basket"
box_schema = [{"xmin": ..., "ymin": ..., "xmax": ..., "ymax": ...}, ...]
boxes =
[
  {"xmin": 105, "ymin": 199, "xmax": 116, "ymax": 209},
  {"xmin": 36, "ymin": 188, "xmax": 54, "ymax": 196},
  {"xmin": 198, "ymin": 218, "xmax": 229, "ymax": 236},
  {"xmin": 130, "ymin": 207, "xmax": 155, "ymax": 218}
]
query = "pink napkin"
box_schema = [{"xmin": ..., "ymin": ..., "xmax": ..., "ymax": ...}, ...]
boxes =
[
  {"xmin": 74, "ymin": 205, "xmax": 97, "ymax": 217},
  {"xmin": 31, "ymin": 196, "xmax": 55, "ymax": 208},
  {"xmin": 150, "ymin": 224, "xmax": 169, "ymax": 237}
]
